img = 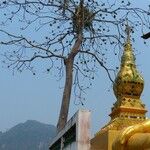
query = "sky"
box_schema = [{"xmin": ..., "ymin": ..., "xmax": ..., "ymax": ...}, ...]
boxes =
[{"xmin": 0, "ymin": 0, "xmax": 150, "ymax": 136}]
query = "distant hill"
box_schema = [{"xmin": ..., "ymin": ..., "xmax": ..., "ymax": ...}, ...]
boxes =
[
  {"xmin": 0, "ymin": 120, "xmax": 56, "ymax": 150},
  {"xmin": 0, "ymin": 131, "xmax": 2, "ymax": 137}
]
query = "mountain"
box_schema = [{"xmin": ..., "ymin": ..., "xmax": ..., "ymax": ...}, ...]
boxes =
[
  {"xmin": 0, "ymin": 120, "xmax": 56, "ymax": 150},
  {"xmin": 0, "ymin": 131, "xmax": 2, "ymax": 137}
]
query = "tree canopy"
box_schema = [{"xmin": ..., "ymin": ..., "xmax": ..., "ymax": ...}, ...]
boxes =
[{"xmin": 0, "ymin": 0, "xmax": 149, "ymax": 130}]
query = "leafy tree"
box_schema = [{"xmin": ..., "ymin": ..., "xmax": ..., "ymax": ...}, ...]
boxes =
[{"xmin": 0, "ymin": 0, "xmax": 149, "ymax": 131}]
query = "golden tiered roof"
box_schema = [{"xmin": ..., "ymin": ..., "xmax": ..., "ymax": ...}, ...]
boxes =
[{"xmin": 100, "ymin": 25, "xmax": 147, "ymax": 132}]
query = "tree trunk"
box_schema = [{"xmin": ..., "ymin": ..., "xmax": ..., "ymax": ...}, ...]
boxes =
[
  {"xmin": 57, "ymin": 59, "xmax": 74, "ymax": 132},
  {"xmin": 57, "ymin": 34, "xmax": 82, "ymax": 132}
]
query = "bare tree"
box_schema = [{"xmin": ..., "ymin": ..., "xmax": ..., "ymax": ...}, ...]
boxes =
[{"xmin": 0, "ymin": 0, "xmax": 150, "ymax": 131}]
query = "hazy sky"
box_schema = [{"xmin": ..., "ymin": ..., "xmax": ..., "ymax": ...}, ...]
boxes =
[{"xmin": 0, "ymin": 0, "xmax": 150, "ymax": 136}]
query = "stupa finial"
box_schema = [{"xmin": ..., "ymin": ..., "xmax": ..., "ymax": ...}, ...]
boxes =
[{"xmin": 125, "ymin": 21, "xmax": 131, "ymax": 41}]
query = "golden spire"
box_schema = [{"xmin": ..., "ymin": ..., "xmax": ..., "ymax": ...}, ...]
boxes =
[
  {"xmin": 92, "ymin": 25, "xmax": 149, "ymax": 150},
  {"xmin": 100, "ymin": 24, "xmax": 147, "ymax": 131},
  {"xmin": 113, "ymin": 24, "xmax": 144, "ymax": 100}
]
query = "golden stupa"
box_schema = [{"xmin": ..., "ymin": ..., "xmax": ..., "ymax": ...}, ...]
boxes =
[{"xmin": 91, "ymin": 25, "xmax": 150, "ymax": 150}]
